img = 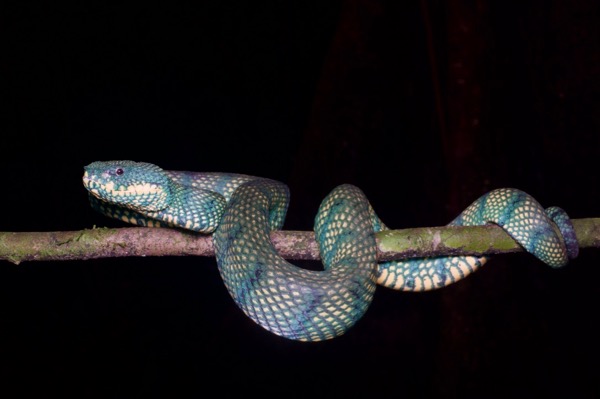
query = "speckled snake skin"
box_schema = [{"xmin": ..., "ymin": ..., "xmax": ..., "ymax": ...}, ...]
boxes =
[{"xmin": 82, "ymin": 160, "xmax": 578, "ymax": 341}]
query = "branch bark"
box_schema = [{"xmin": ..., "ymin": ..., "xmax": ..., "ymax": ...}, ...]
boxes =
[{"xmin": 0, "ymin": 218, "xmax": 598, "ymax": 265}]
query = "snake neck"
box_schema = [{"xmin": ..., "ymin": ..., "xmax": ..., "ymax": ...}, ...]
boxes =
[{"xmin": 144, "ymin": 184, "xmax": 227, "ymax": 233}]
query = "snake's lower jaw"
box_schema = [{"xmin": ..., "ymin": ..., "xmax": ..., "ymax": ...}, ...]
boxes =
[{"xmin": 82, "ymin": 176, "xmax": 100, "ymax": 197}]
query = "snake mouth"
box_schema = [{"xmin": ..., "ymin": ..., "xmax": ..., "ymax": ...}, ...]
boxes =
[
  {"xmin": 83, "ymin": 172, "xmax": 163, "ymax": 197},
  {"xmin": 82, "ymin": 170, "xmax": 168, "ymax": 213},
  {"xmin": 82, "ymin": 172, "xmax": 103, "ymax": 199}
]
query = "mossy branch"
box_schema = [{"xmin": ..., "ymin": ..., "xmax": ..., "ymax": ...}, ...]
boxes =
[{"xmin": 0, "ymin": 218, "xmax": 598, "ymax": 265}]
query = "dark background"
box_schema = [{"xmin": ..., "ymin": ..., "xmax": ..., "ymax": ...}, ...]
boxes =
[{"xmin": 1, "ymin": 1, "xmax": 599, "ymax": 397}]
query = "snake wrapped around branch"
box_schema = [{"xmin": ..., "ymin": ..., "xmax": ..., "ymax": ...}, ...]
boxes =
[{"xmin": 82, "ymin": 160, "xmax": 578, "ymax": 342}]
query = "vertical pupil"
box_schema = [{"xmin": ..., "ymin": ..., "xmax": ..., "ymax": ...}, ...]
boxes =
[{"xmin": 116, "ymin": 168, "xmax": 124, "ymax": 175}]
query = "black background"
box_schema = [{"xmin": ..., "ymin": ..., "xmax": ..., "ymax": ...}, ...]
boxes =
[{"xmin": 1, "ymin": 1, "xmax": 599, "ymax": 398}]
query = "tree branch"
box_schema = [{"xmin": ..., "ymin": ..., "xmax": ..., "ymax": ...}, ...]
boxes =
[{"xmin": 0, "ymin": 218, "xmax": 598, "ymax": 265}]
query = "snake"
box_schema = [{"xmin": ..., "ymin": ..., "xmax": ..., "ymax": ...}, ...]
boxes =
[{"xmin": 82, "ymin": 160, "xmax": 579, "ymax": 342}]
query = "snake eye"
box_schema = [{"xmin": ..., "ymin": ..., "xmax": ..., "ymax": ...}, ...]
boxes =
[{"xmin": 115, "ymin": 168, "xmax": 124, "ymax": 176}]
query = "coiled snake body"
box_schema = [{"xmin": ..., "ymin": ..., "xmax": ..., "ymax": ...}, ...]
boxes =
[{"xmin": 83, "ymin": 161, "xmax": 578, "ymax": 341}]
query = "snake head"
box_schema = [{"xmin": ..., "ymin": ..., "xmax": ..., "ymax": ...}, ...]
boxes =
[{"xmin": 83, "ymin": 160, "xmax": 173, "ymax": 212}]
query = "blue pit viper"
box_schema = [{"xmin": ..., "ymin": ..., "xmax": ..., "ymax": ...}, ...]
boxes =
[{"xmin": 82, "ymin": 160, "xmax": 579, "ymax": 342}]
